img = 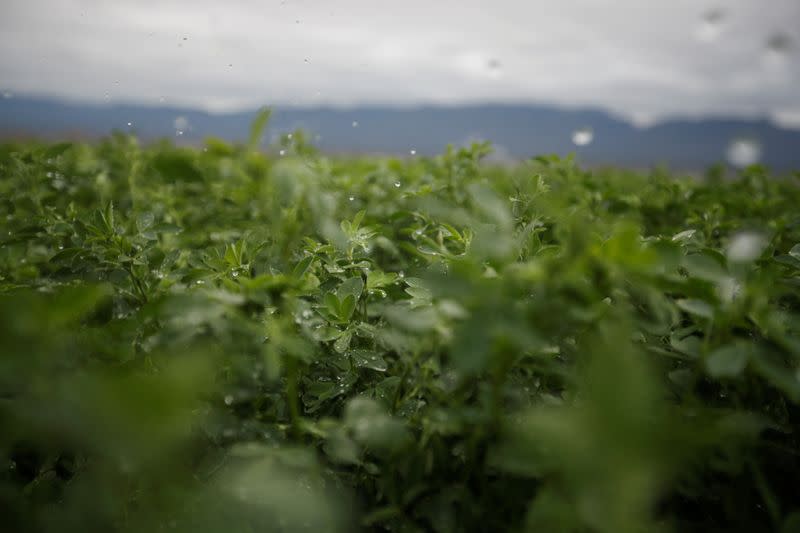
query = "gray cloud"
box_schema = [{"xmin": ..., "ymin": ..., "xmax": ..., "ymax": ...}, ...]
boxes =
[{"xmin": 1, "ymin": 0, "xmax": 799, "ymax": 126}]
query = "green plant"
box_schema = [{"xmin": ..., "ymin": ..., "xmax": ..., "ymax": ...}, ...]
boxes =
[{"xmin": 2, "ymin": 121, "xmax": 800, "ymax": 532}]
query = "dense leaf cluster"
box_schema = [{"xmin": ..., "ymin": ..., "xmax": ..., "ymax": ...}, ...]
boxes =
[{"xmin": 2, "ymin": 119, "xmax": 800, "ymax": 532}]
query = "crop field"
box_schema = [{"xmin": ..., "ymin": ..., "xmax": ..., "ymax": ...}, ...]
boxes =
[{"xmin": 2, "ymin": 114, "xmax": 800, "ymax": 532}]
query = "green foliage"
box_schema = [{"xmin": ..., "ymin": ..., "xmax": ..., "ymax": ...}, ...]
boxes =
[{"xmin": 2, "ymin": 130, "xmax": 800, "ymax": 532}]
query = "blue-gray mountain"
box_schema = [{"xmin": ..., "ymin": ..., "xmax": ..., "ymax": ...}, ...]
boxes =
[{"xmin": 1, "ymin": 96, "xmax": 799, "ymax": 170}]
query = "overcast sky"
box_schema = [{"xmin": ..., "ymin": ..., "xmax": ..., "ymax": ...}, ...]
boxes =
[{"xmin": 1, "ymin": 0, "xmax": 799, "ymax": 127}]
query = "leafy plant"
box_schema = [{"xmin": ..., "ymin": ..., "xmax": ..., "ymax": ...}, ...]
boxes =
[{"xmin": 2, "ymin": 122, "xmax": 800, "ymax": 532}]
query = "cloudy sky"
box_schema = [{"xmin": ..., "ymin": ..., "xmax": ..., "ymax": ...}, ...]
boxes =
[{"xmin": 1, "ymin": 0, "xmax": 799, "ymax": 127}]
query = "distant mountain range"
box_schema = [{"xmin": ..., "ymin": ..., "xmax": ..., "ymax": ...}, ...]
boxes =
[{"xmin": 1, "ymin": 96, "xmax": 799, "ymax": 170}]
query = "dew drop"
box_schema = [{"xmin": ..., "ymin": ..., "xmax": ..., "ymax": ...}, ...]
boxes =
[
  {"xmin": 726, "ymin": 137, "xmax": 761, "ymax": 168},
  {"xmin": 224, "ymin": 395, "xmax": 234, "ymax": 405},
  {"xmin": 348, "ymin": 196, "xmax": 355, "ymax": 201},
  {"xmin": 571, "ymin": 127, "xmax": 594, "ymax": 146},
  {"xmin": 232, "ymin": 271, "xmax": 239, "ymax": 277},
  {"xmin": 394, "ymin": 181, "xmax": 401, "ymax": 188},
  {"xmin": 195, "ymin": 279, "xmax": 204, "ymax": 285}
]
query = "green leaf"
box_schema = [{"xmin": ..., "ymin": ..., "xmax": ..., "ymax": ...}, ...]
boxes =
[
  {"xmin": 333, "ymin": 328, "xmax": 353, "ymax": 353},
  {"xmin": 337, "ymin": 276, "xmax": 364, "ymax": 302},
  {"xmin": 136, "ymin": 212, "xmax": 155, "ymax": 232},
  {"xmin": 790, "ymin": 244, "xmax": 800, "ymax": 262},
  {"xmin": 351, "ymin": 350, "xmax": 388, "ymax": 372},
  {"xmin": 706, "ymin": 344, "xmax": 750, "ymax": 378},
  {"xmin": 339, "ymin": 294, "xmax": 357, "ymax": 321},
  {"xmin": 324, "ymin": 292, "xmax": 340, "ymax": 317},
  {"xmin": 292, "ymin": 255, "xmax": 315, "ymax": 278},
  {"xmin": 248, "ymin": 107, "xmax": 272, "ymax": 151},
  {"xmin": 682, "ymin": 252, "xmax": 727, "ymax": 283},
  {"xmin": 677, "ymin": 299, "xmax": 715, "ymax": 320}
]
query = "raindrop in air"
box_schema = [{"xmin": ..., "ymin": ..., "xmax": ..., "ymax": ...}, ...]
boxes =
[
  {"xmin": 697, "ymin": 9, "xmax": 725, "ymax": 42},
  {"xmin": 764, "ymin": 33, "xmax": 793, "ymax": 67},
  {"xmin": 726, "ymin": 137, "xmax": 761, "ymax": 168},
  {"xmin": 279, "ymin": 149, "xmax": 286, "ymax": 156},
  {"xmin": 394, "ymin": 181, "xmax": 401, "ymax": 188},
  {"xmin": 352, "ymin": 121, "xmax": 359, "ymax": 128},
  {"xmin": 173, "ymin": 116, "xmax": 189, "ymax": 131},
  {"xmin": 232, "ymin": 271, "xmax": 239, "ymax": 277},
  {"xmin": 349, "ymin": 196, "xmax": 355, "ymax": 201},
  {"xmin": 127, "ymin": 122, "xmax": 133, "ymax": 127},
  {"xmin": 726, "ymin": 232, "xmax": 766, "ymax": 263},
  {"xmin": 571, "ymin": 127, "xmax": 594, "ymax": 146},
  {"xmin": 410, "ymin": 149, "xmax": 416, "ymax": 155},
  {"xmin": 1, "ymin": 91, "xmax": 12, "ymax": 99},
  {"xmin": 224, "ymin": 395, "xmax": 234, "ymax": 405}
]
